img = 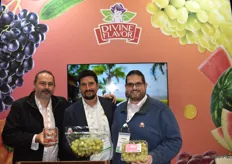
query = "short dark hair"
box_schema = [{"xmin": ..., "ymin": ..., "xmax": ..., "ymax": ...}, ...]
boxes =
[
  {"xmin": 126, "ymin": 70, "xmax": 146, "ymax": 84},
  {"xmin": 34, "ymin": 70, "xmax": 55, "ymax": 86},
  {"xmin": 77, "ymin": 70, "xmax": 98, "ymax": 84}
]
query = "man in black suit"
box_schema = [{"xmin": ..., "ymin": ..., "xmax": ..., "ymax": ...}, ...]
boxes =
[
  {"xmin": 2, "ymin": 70, "xmax": 70, "ymax": 163},
  {"xmin": 62, "ymin": 70, "xmax": 116, "ymax": 161}
]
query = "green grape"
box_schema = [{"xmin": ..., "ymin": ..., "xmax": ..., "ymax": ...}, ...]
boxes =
[
  {"xmin": 199, "ymin": 0, "xmax": 215, "ymax": 12},
  {"xmin": 170, "ymin": 0, "xmax": 186, "ymax": 8},
  {"xmin": 177, "ymin": 7, "xmax": 188, "ymax": 24},
  {"xmin": 212, "ymin": 0, "xmax": 221, "ymax": 9},
  {"xmin": 169, "ymin": 25, "xmax": 177, "ymax": 32},
  {"xmin": 176, "ymin": 29, "xmax": 186, "ymax": 37},
  {"xmin": 176, "ymin": 22, "xmax": 187, "ymax": 31},
  {"xmin": 160, "ymin": 26, "xmax": 172, "ymax": 36},
  {"xmin": 185, "ymin": 1, "xmax": 200, "ymax": 13},
  {"xmin": 207, "ymin": 40, "xmax": 217, "ymax": 52},
  {"xmin": 179, "ymin": 36, "xmax": 188, "ymax": 45},
  {"xmin": 219, "ymin": 8, "xmax": 232, "ymax": 22},
  {"xmin": 151, "ymin": 11, "xmax": 168, "ymax": 27},
  {"xmin": 168, "ymin": 18, "xmax": 178, "ymax": 28},
  {"xmin": 165, "ymin": 5, "xmax": 178, "ymax": 19},
  {"xmin": 186, "ymin": 14, "xmax": 201, "ymax": 32},
  {"xmin": 146, "ymin": 2, "xmax": 160, "ymax": 15},
  {"xmin": 154, "ymin": 0, "xmax": 169, "ymax": 8},
  {"xmin": 201, "ymin": 22, "xmax": 215, "ymax": 36},
  {"xmin": 196, "ymin": 10, "xmax": 208, "ymax": 23},
  {"xmin": 172, "ymin": 32, "xmax": 178, "ymax": 38},
  {"xmin": 151, "ymin": 15, "xmax": 159, "ymax": 28},
  {"xmin": 219, "ymin": 21, "xmax": 232, "ymax": 37},
  {"xmin": 211, "ymin": 28, "xmax": 220, "ymax": 42},
  {"xmin": 197, "ymin": 44, "xmax": 206, "ymax": 53},
  {"xmin": 186, "ymin": 31, "xmax": 196, "ymax": 44},
  {"xmin": 70, "ymin": 137, "xmax": 103, "ymax": 157},
  {"xmin": 199, "ymin": 35, "xmax": 210, "ymax": 48},
  {"xmin": 208, "ymin": 9, "xmax": 225, "ymax": 25},
  {"xmin": 121, "ymin": 141, "xmax": 148, "ymax": 162}
]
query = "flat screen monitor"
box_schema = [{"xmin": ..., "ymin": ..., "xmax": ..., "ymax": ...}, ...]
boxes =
[{"xmin": 67, "ymin": 63, "xmax": 169, "ymax": 105}]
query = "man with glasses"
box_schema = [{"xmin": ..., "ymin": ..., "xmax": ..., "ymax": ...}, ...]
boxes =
[{"xmin": 112, "ymin": 70, "xmax": 182, "ymax": 164}]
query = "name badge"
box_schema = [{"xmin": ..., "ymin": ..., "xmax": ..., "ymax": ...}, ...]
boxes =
[{"xmin": 116, "ymin": 132, "xmax": 130, "ymax": 153}]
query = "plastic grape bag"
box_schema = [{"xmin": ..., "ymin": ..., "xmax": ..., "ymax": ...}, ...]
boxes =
[
  {"xmin": 121, "ymin": 140, "xmax": 148, "ymax": 162},
  {"xmin": 65, "ymin": 126, "xmax": 109, "ymax": 158}
]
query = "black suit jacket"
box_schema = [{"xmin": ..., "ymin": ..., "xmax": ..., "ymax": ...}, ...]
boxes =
[
  {"xmin": 61, "ymin": 96, "xmax": 116, "ymax": 161},
  {"xmin": 2, "ymin": 91, "xmax": 70, "ymax": 163}
]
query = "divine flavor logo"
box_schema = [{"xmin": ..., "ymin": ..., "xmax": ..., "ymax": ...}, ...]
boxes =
[{"xmin": 94, "ymin": 3, "xmax": 142, "ymax": 45}]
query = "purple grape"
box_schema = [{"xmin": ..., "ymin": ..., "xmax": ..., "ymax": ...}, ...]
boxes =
[
  {"xmin": 10, "ymin": 20, "xmax": 21, "ymax": 28},
  {"xmin": 0, "ymin": 70, "xmax": 7, "ymax": 79},
  {"xmin": 23, "ymin": 57, "xmax": 34, "ymax": 71},
  {"xmin": 12, "ymin": 51, "xmax": 25, "ymax": 62},
  {"xmin": 0, "ymin": 61, "xmax": 9, "ymax": 69},
  {"xmin": 24, "ymin": 42, "xmax": 36, "ymax": 56},
  {"xmin": 0, "ymin": 84, "xmax": 10, "ymax": 94},
  {"xmin": 18, "ymin": 9, "xmax": 29, "ymax": 19},
  {"xmin": 8, "ymin": 81, "xmax": 16, "ymax": 89},
  {"xmin": 8, "ymin": 12, "xmax": 14, "ymax": 19},
  {"xmin": 22, "ymin": 24, "xmax": 34, "ymax": 33},
  {"xmin": 40, "ymin": 32, "xmax": 46, "ymax": 42},
  {"xmin": 35, "ymin": 43, "xmax": 40, "ymax": 48},
  {"xmin": 1, "ymin": 13, "xmax": 14, "ymax": 25},
  {"xmin": 14, "ymin": 15, "xmax": 19, "ymax": 20},
  {"xmin": 16, "ymin": 66, "xmax": 25, "ymax": 76},
  {"xmin": 7, "ymin": 39, "xmax": 20, "ymax": 52},
  {"xmin": 27, "ymin": 12, "xmax": 39, "ymax": 25},
  {"xmin": 2, "ymin": 76, "xmax": 12, "ymax": 84},
  {"xmin": 35, "ymin": 24, "xmax": 48, "ymax": 33},
  {"xmin": 29, "ymin": 32, "xmax": 41, "ymax": 43},
  {"xmin": 3, "ymin": 95, "xmax": 14, "ymax": 105},
  {"xmin": 18, "ymin": 34, "xmax": 28, "ymax": 46},
  {"xmin": 0, "ymin": 6, "xmax": 7, "ymax": 13},
  {"xmin": 15, "ymin": 77, "xmax": 23, "ymax": 87},
  {"xmin": 10, "ymin": 28, "xmax": 21, "ymax": 38},
  {"xmin": 1, "ymin": 32, "xmax": 11, "ymax": 43},
  {"xmin": 0, "ymin": 101, "xmax": 5, "ymax": 112},
  {"xmin": 20, "ymin": 19, "xmax": 28, "ymax": 27}
]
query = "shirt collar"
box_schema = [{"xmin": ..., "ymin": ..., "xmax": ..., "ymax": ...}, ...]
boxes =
[
  {"xmin": 82, "ymin": 96, "xmax": 99, "ymax": 109},
  {"xmin": 35, "ymin": 95, "xmax": 52, "ymax": 110},
  {"xmin": 121, "ymin": 95, "xmax": 148, "ymax": 113},
  {"xmin": 128, "ymin": 94, "xmax": 147, "ymax": 109}
]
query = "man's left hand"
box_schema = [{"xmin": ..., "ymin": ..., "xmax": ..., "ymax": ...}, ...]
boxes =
[{"xmin": 131, "ymin": 155, "xmax": 152, "ymax": 164}]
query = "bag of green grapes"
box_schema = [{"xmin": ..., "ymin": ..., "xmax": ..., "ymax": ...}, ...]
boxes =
[
  {"xmin": 121, "ymin": 140, "xmax": 148, "ymax": 162},
  {"xmin": 65, "ymin": 126, "xmax": 111, "ymax": 159}
]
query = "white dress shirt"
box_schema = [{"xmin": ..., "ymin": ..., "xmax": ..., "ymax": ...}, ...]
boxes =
[
  {"xmin": 30, "ymin": 96, "xmax": 58, "ymax": 161},
  {"xmin": 127, "ymin": 94, "xmax": 147, "ymax": 122},
  {"xmin": 82, "ymin": 97, "xmax": 113, "ymax": 161}
]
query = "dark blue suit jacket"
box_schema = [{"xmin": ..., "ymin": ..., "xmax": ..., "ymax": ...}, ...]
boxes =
[{"xmin": 61, "ymin": 96, "xmax": 116, "ymax": 161}]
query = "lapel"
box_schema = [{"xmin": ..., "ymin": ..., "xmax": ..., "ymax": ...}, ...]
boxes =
[{"xmin": 74, "ymin": 98, "xmax": 88, "ymax": 127}]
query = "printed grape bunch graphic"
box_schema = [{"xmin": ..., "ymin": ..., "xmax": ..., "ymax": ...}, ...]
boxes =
[
  {"xmin": 146, "ymin": 0, "xmax": 232, "ymax": 54},
  {"xmin": 0, "ymin": 4, "xmax": 48, "ymax": 113}
]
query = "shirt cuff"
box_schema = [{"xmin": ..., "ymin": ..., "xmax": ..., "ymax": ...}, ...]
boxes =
[{"xmin": 31, "ymin": 134, "xmax": 39, "ymax": 150}]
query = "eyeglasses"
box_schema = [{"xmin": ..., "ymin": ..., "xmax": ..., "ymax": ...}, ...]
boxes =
[{"xmin": 126, "ymin": 82, "xmax": 144, "ymax": 88}]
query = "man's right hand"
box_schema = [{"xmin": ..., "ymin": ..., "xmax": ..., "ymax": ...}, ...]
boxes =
[{"xmin": 35, "ymin": 131, "xmax": 52, "ymax": 147}]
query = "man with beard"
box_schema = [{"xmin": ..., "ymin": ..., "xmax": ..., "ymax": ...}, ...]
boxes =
[
  {"xmin": 62, "ymin": 70, "xmax": 116, "ymax": 161},
  {"xmin": 112, "ymin": 70, "xmax": 182, "ymax": 164},
  {"xmin": 2, "ymin": 70, "xmax": 70, "ymax": 163}
]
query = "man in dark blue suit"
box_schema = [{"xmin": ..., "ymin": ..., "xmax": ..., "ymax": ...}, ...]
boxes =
[{"xmin": 62, "ymin": 70, "xmax": 116, "ymax": 161}]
